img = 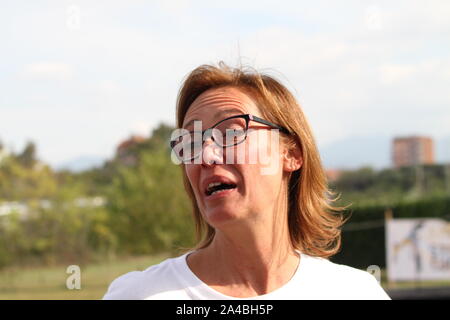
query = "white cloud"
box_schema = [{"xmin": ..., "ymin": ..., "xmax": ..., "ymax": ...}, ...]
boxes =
[
  {"xmin": 98, "ymin": 80, "xmax": 122, "ymax": 95},
  {"xmin": 22, "ymin": 62, "xmax": 74, "ymax": 80},
  {"xmin": 379, "ymin": 64, "xmax": 417, "ymax": 85},
  {"xmin": 156, "ymin": 0, "xmax": 189, "ymax": 14},
  {"xmin": 130, "ymin": 121, "xmax": 152, "ymax": 137},
  {"xmin": 1, "ymin": 1, "xmax": 450, "ymax": 167}
]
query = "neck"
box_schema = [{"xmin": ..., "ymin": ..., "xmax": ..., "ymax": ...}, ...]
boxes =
[
  {"xmin": 209, "ymin": 215, "xmax": 295, "ymax": 271},
  {"xmin": 191, "ymin": 205, "xmax": 300, "ymax": 296}
]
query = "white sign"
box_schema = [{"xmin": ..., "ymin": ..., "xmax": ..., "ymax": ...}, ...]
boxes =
[{"xmin": 386, "ymin": 218, "xmax": 450, "ymax": 282}]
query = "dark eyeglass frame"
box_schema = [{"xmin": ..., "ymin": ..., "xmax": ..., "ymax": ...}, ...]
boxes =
[{"xmin": 170, "ymin": 114, "xmax": 291, "ymax": 162}]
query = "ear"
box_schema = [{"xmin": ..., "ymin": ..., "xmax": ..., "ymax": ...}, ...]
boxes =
[{"xmin": 282, "ymin": 145, "xmax": 303, "ymax": 173}]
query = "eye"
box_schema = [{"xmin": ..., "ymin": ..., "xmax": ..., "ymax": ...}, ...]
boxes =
[{"xmin": 231, "ymin": 128, "xmax": 245, "ymax": 136}]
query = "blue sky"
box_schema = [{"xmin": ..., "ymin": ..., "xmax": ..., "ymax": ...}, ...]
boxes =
[{"xmin": 1, "ymin": 0, "xmax": 449, "ymax": 169}]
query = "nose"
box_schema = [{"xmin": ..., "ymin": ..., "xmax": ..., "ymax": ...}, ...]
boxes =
[{"xmin": 201, "ymin": 138, "xmax": 224, "ymax": 166}]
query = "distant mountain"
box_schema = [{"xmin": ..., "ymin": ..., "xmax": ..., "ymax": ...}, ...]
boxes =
[
  {"xmin": 52, "ymin": 135, "xmax": 450, "ymax": 173},
  {"xmin": 55, "ymin": 155, "xmax": 106, "ymax": 172},
  {"xmin": 319, "ymin": 135, "xmax": 391, "ymax": 170},
  {"xmin": 319, "ymin": 135, "xmax": 450, "ymax": 170}
]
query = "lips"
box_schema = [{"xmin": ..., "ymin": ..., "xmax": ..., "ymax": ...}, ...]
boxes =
[{"xmin": 202, "ymin": 175, "xmax": 238, "ymax": 197}]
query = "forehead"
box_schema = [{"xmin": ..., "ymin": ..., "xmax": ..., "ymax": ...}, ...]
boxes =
[{"xmin": 183, "ymin": 87, "xmax": 261, "ymax": 128}]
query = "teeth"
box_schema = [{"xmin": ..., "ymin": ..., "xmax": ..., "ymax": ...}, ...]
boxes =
[
  {"xmin": 205, "ymin": 180, "xmax": 237, "ymax": 196},
  {"xmin": 207, "ymin": 182, "xmax": 222, "ymax": 190},
  {"xmin": 210, "ymin": 189, "xmax": 230, "ymax": 196}
]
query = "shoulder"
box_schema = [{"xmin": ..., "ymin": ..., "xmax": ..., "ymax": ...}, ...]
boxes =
[
  {"xmin": 102, "ymin": 270, "xmax": 145, "ymax": 300},
  {"xmin": 298, "ymin": 254, "xmax": 391, "ymax": 300},
  {"xmin": 102, "ymin": 254, "xmax": 192, "ymax": 300},
  {"xmin": 300, "ymin": 254, "xmax": 374, "ymax": 284}
]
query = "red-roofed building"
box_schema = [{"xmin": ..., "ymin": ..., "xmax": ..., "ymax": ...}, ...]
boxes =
[
  {"xmin": 116, "ymin": 135, "xmax": 147, "ymax": 166},
  {"xmin": 326, "ymin": 169, "xmax": 343, "ymax": 182}
]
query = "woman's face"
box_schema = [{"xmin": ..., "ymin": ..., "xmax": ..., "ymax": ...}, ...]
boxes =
[{"xmin": 183, "ymin": 87, "xmax": 293, "ymax": 228}]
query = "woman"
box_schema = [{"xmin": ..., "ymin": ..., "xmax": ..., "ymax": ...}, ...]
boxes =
[{"xmin": 103, "ymin": 62, "xmax": 390, "ymax": 300}]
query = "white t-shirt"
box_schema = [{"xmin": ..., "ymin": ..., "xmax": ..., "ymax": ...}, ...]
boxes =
[{"xmin": 102, "ymin": 251, "xmax": 391, "ymax": 300}]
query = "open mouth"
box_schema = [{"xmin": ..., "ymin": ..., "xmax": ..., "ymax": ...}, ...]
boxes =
[{"xmin": 205, "ymin": 182, "xmax": 237, "ymax": 197}]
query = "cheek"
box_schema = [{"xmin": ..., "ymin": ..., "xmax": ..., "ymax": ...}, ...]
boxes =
[
  {"xmin": 185, "ymin": 165, "xmax": 201, "ymax": 196},
  {"xmin": 241, "ymin": 164, "xmax": 282, "ymax": 210},
  {"xmin": 245, "ymin": 130, "xmax": 282, "ymax": 168}
]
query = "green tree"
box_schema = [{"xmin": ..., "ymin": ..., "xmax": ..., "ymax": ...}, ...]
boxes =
[
  {"xmin": 108, "ymin": 146, "xmax": 194, "ymax": 255},
  {"xmin": 17, "ymin": 141, "xmax": 37, "ymax": 168}
]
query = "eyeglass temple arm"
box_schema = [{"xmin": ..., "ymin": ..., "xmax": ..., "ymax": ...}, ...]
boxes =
[{"xmin": 249, "ymin": 115, "xmax": 290, "ymax": 135}]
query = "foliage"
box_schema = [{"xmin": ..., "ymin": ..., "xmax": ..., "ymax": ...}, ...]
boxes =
[
  {"xmin": 0, "ymin": 181, "xmax": 117, "ymax": 268},
  {"xmin": 331, "ymin": 164, "xmax": 450, "ymax": 207},
  {"xmin": 0, "ymin": 158, "xmax": 57, "ymax": 201},
  {"xmin": 107, "ymin": 146, "xmax": 195, "ymax": 255},
  {"xmin": 0, "ymin": 123, "xmax": 195, "ymax": 269},
  {"xmin": 16, "ymin": 141, "xmax": 37, "ymax": 168},
  {"xmin": 1, "ymin": 125, "xmax": 449, "ymax": 270}
]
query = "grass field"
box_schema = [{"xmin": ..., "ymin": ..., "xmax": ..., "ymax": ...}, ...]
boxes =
[
  {"xmin": 1, "ymin": 256, "xmax": 450, "ymax": 299},
  {"xmin": 0, "ymin": 253, "xmax": 171, "ymax": 300}
]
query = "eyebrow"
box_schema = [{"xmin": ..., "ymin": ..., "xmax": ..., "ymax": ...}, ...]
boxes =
[{"xmin": 183, "ymin": 108, "xmax": 243, "ymax": 129}]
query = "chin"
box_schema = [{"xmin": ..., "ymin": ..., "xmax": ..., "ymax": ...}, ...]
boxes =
[{"xmin": 203, "ymin": 207, "xmax": 243, "ymax": 227}]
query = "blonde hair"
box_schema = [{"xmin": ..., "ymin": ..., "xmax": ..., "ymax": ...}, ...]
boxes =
[{"xmin": 176, "ymin": 62, "xmax": 348, "ymax": 259}]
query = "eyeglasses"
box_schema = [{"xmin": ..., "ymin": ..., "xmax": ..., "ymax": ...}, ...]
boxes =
[{"xmin": 170, "ymin": 114, "xmax": 290, "ymax": 163}]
